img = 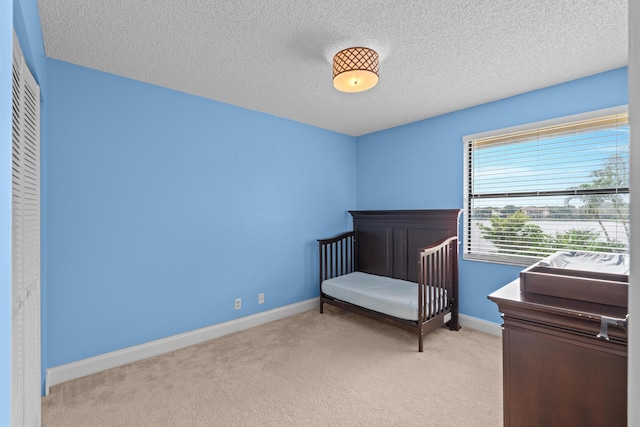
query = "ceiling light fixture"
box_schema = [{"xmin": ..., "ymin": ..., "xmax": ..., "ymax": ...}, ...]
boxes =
[{"xmin": 332, "ymin": 47, "xmax": 379, "ymax": 93}]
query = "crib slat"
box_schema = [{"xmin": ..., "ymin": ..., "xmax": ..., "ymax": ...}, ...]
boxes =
[{"xmin": 323, "ymin": 244, "xmax": 328, "ymax": 280}]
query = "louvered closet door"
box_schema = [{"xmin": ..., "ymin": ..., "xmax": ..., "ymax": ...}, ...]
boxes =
[
  {"xmin": 11, "ymin": 31, "xmax": 41, "ymax": 427},
  {"xmin": 21, "ymin": 57, "xmax": 41, "ymax": 427},
  {"xmin": 11, "ymin": 32, "xmax": 25, "ymax": 427}
]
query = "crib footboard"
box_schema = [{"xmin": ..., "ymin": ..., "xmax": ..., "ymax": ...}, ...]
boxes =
[
  {"xmin": 418, "ymin": 235, "xmax": 460, "ymax": 351},
  {"xmin": 318, "ymin": 231, "xmax": 355, "ymax": 313}
]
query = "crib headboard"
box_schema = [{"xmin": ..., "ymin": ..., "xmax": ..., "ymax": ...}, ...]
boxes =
[{"xmin": 349, "ymin": 210, "xmax": 461, "ymax": 283}]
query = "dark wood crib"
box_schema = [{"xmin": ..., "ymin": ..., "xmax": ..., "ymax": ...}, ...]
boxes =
[{"xmin": 318, "ymin": 209, "xmax": 461, "ymax": 351}]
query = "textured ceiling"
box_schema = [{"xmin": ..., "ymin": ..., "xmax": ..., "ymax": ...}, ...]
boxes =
[{"xmin": 38, "ymin": 0, "xmax": 628, "ymax": 136}]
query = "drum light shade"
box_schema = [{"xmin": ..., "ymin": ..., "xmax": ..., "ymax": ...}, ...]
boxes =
[{"xmin": 332, "ymin": 47, "xmax": 379, "ymax": 93}]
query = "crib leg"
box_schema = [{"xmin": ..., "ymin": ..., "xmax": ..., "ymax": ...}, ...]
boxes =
[
  {"xmin": 448, "ymin": 311, "xmax": 461, "ymax": 331},
  {"xmin": 448, "ymin": 298, "xmax": 461, "ymax": 331},
  {"xmin": 449, "ymin": 317, "xmax": 461, "ymax": 331},
  {"xmin": 320, "ymin": 300, "xmax": 324, "ymax": 314},
  {"xmin": 418, "ymin": 333, "xmax": 424, "ymax": 352}
]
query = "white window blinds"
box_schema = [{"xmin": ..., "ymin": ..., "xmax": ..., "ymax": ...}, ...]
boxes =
[{"xmin": 463, "ymin": 108, "xmax": 629, "ymax": 266}]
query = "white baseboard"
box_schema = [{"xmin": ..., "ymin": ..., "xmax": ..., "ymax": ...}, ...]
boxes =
[
  {"xmin": 459, "ymin": 314, "xmax": 502, "ymax": 336},
  {"xmin": 45, "ymin": 298, "xmax": 319, "ymax": 395}
]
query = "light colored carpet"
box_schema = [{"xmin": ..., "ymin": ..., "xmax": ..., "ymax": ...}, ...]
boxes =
[{"xmin": 42, "ymin": 305, "xmax": 503, "ymax": 426}]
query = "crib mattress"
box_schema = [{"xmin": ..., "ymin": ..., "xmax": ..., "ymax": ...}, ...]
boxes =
[{"xmin": 322, "ymin": 271, "xmax": 446, "ymax": 321}]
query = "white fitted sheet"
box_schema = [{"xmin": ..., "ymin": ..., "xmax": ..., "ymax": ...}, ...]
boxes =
[{"xmin": 322, "ymin": 271, "xmax": 446, "ymax": 321}]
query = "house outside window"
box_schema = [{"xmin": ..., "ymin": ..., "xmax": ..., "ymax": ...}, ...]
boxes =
[{"xmin": 463, "ymin": 106, "xmax": 629, "ymax": 266}]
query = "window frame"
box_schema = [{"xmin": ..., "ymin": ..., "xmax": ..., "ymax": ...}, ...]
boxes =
[{"xmin": 463, "ymin": 105, "xmax": 629, "ymax": 266}]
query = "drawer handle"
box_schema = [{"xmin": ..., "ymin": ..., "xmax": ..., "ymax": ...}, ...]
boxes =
[{"xmin": 596, "ymin": 315, "xmax": 628, "ymax": 341}]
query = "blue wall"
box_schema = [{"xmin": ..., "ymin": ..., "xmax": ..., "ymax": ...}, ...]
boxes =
[
  {"xmin": 45, "ymin": 59, "xmax": 356, "ymax": 366},
  {"xmin": 1, "ymin": 0, "xmax": 15, "ymax": 423},
  {"xmin": 356, "ymin": 67, "xmax": 629, "ymax": 323}
]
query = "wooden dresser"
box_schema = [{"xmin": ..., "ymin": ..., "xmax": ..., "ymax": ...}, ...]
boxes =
[{"xmin": 488, "ymin": 279, "xmax": 628, "ymax": 427}]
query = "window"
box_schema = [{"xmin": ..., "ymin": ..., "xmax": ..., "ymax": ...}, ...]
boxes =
[{"xmin": 463, "ymin": 107, "xmax": 629, "ymax": 266}]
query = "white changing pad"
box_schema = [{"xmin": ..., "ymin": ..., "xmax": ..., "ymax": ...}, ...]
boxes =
[
  {"xmin": 322, "ymin": 271, "xmax": 446, "ymax": 321},
  {"xmin": 538, "ymin": 251, "xmax": 629, "ymax": 275}
]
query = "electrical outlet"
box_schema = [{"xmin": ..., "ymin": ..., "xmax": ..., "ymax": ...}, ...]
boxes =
[
  {"xmin": 235, "ymin": 298, "xmax": 241, "ymax": 310},
  {"xmin": 258, "ymin": 293, "xmax": 264, "ymax": 304}
]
